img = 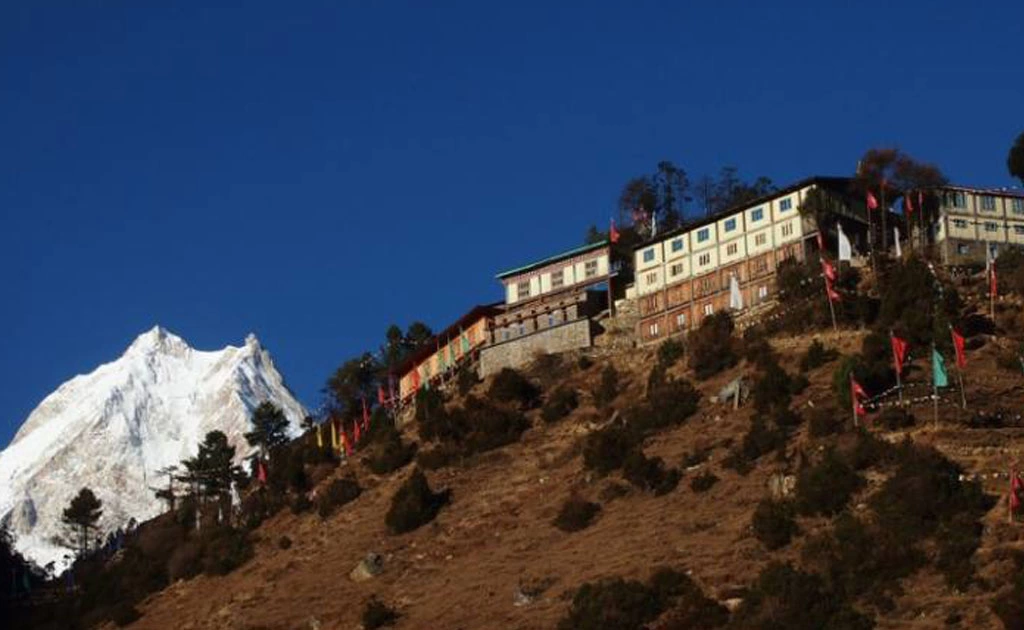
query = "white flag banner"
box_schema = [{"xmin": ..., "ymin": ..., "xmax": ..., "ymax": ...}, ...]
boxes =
[
  {"xmin": 894, "ymin": 226, "xmax": 902, "ymax": 258},
  {"xmin": 838, "ymin": 223, "xmax": 852, "ymax": 262},
  {"xmin": 729, "ymin": 274, "xmax": 744, "ymax": 310}
]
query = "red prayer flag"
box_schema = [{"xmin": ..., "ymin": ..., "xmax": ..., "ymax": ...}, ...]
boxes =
[
  {"xmin": 825, "ymin": 276, "xmax": 841, "ymax": 302},
  {"xmin": 1012, "ymin": 470, "xmax": 1021, "ymax": 514},
  {"xmin": 821, "ymin": 258, "xmax": 837, "ymax": 282},
  {"xmin": 904, "ymin": 193, "xmax": 914, "ymax": 216},
  {"xmin": 342, "ymin": 431, "xmax": 353, "ymax": 457},
  {"xmin": 411, "ymin": 369, "xmax": 421, "ymax": 392},
  {"xmin": 362, "ymin": 397, "xmax": 371, "ymax": 431},
  {"xmin": 951, "ymin": 328, "xmax": 966, "ymax": 369},
  {"xmin": 378, "ymin": 385, "xmax": 386, "ymax": 406},
  {"xmin": 918, "ymin": 190, "xmax": 924, "ymax": 211},
  {"xmin": 353, "ymin": 420, "xmax": 361, "ymax": 445},
  {"xmin": 866, "ymin": 190, "xmax": 879, "ymax": 210},
  {"xmin": 850, "ymin": 376, "xmax": 867, "ymax": 417},
  {"xmin": 890, "ymin": 334, "xmax": 909, "ymax": 376},
  {"xmin": 610, "ymin": 219, "xmax": 620, "ymax": 244},
  {"xmin": 257, "ymin": 460, "xmax": 267, "ymax": 484}
]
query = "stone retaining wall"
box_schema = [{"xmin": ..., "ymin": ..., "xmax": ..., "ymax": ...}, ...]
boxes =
[{"xmin": 479, "ymin": 318, "xmax": 592, "ymax": 377}]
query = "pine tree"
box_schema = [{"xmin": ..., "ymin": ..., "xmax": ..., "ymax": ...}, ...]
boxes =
[
  {"xmin": 244, "ymin": 402, "xmax": 290, "ymax": 454},
  {"xmin": 179, "ymin": 431, "xmax": 244, "ymax": 500},
  {"xmin": 61, "ymin": 487, "xmax": 103, "ymax": 555},
  {"xmin": 1009, "ymin": 131, "xmax": 1024, "ymax": 186}
]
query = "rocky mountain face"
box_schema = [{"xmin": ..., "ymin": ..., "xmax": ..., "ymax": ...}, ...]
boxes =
[{"xmin": 0, "ymin": 326, "xmax": 306, "ymax": 570}]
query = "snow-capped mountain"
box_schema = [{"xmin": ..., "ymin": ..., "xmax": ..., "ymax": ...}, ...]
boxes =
[{"xmin": 0, "ymin": 326, "xmax": 307, "ymax": 570}]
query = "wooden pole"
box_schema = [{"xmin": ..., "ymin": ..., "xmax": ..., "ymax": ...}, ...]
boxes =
[
  {"xmin": 826, "ymin": 289, "xmax": 838, "ymax": 332},
  {"xmin": 956, "ymin": 367, "xmax": 967, "ymax": 410},
  {"xmin": 932, "ymin": 343, "xmax": 939, "ymax": 429},
  {"xmin": 850, "ymin": 372, "xmax": 858, "ymax": 428}
]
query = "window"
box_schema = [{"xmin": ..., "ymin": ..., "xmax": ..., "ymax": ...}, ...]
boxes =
[
  {"xmin": 698, "ymin": 252, "xmax": 711, "ymax": 266},
  {"xmin": 754, "ymin": 233, "xmax": 767, "ymax": 246},
  {"xmin": 957, "ymin": 244, "xmax": 970, "ymax": 255},
  {"xmin": 703, "ymin": 303, "xmax": 714, "ymax": 316},
  {"xmin": 517, "ymin": 323, "xmax": 526, "ymax": 336},
  {"xmin": 952, "ymin": 191, "xmax": 966, "ymax": 208},
  {"xmin": 697, "ymin": 228, "xmax": 710, "ymax": 243},
  {"xmin": 649, "ymin": 322, "xmax": 660, "ymax": 337},
  {"xmin": 585, "ymin": 260, "xmax": 598, "ymax": 278},
  {"xmin": 726, "ymin": 243, "xmax": 738, "ymax": 256},
  {"xmin": 502, "ymin": 329, "xmax": 510, "ymax": 341},
  {"xmin": 645, "ymin": 272, "xmax": 658, "ymax": 285},
  {"xmin": 953, "ymin": 219, "xmax": 968, "ymax": 229},
  {"xmin": 758, "ymin": 285, "xmax": 768, "ymax": 299},
  {"xmin": 985, "ymin": 222, "xmax": 998, "ymax": 232},
  {"xmin": 670, "ymin": 263, "xmax": 684, "ymax": 276},
  {"xmin": 781, "ymin": 223, "xmax": 793, "ymax": 237},
  {"xmin": 547, "ymin": 314, "xmax": 555, "ymax": 327},
  {"xmin": 724, "ymin": 218, "xmax": 737, "ymax": 232},
  {"xmin": 981, "ymin": 195, "xmax": 996, "ymax": 211},
  {"xmin": 671, "ymin": 238, "xmax": 684, "ymax": 252},
  {"xmin": 676, "ymin": 312, "xmax": 686, "ymax": 328},
  {"xmin": 516, "ymin": 280, "xmax": 530, "ymax": 298},
  {"xmin": 780, "ymin": 198, "xmax": 793, "ymax": 212},
  {"xmin": 990, "ymin": 243, "xmax": 999, "ymax": 257},
  {"xmin": 643, "ymin": 248, "xmax": 655, "ymax": 262},
  {"xmin": 1014, "ymin": 225, "xmax": 1024, "ymax": 235},
  {"xmin": 751, "ymin": 207, "xmax": 764, "ymax": 222},
  {"xmin": 551, "ymin": 270, "xmax": 564, "ymax": 289},
  {"xmin": 1013, "ymin": 198, "xmax": 1024, "ymax": 214}
]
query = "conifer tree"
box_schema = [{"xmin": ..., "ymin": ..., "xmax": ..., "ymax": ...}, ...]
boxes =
[
  {"xmin": 61, "ymin": 487, "xmax": 103, "ymax": 555},
  {"xmin": 180, "ymin": 431, "xmax": 244, "ymax": 500},
  {"xmin": 244, "ymin": 402, "xmax": 290, "ymax": 454}
]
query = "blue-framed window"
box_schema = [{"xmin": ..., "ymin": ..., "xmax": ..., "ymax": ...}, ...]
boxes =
[
  {"xmin": 751, "ymin": 207, "xmax": 764, "ymax": 222},
  {"xmin": 697, "ymin": 228, "xmax": 710, "ymax": 243},
  {"xmin": 642, "ymin": 248, "xmax": 655, "ymax": 262},
  {"xmin": 724, "ymin": 218, "xmax": 737, "ymax": 232},
  {"xmin": 779, "ymin": 198, "xmax": 793, "ymax": 212},
  {"xmin": 981, "ymin": 196, "xmax": 996, "ymax": 211},
  {"xmin": 1013, "ymin": 198, "xmax": 1024, "ymax": 213},
  {"xmin": 671, "ymin": 238, "xmax": 684, "ymax": 252}
]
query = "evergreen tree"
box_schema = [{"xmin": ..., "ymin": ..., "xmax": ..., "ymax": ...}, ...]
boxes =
[
  {"xmin": 61, "ymin": 487, "xmax": 103, "ymax": 555},
  {"xmin": 179, "ymin": 431, "xmax": 244, "ymax": 500},
  {"xmin": 244, "ymin": 401, "xmax": 290, "ymax": 453},
  {"xmin": 1009, "ymin": 131, "xmax": 1024, "ymax": 186}
]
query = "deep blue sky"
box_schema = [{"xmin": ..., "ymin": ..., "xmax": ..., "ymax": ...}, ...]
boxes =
[{"xmin": 2, "ymin": 2, "xmax": 1022, "ymax": 446}]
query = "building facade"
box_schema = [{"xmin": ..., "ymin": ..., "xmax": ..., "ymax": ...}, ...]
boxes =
[
  {"xmin": 396, "ymin": 304, "xmax": 501, "ymax": 401},
  {"xmin": 632, "ymin": 177, "xmax": 865, "ymax": 344},
  {"xmin": 930, "ymin": 185, "xmax": 1024, "ymax": 265},
  {"xmin": 480, "ymin": 241, "xmax": 612, "ymax": 375}
]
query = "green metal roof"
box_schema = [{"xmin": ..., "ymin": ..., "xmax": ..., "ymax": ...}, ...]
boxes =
[{"xmin": 495, "ymin": 240, "xmax": 609, "ymax": 280}]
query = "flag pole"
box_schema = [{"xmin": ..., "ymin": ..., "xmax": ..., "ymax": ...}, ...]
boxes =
[
  {"xmin": 849, "ymin": 372, "xmax": 858, "ymax": 428},
  {"xmin": 826, "ymin": 288, "xmax": 838, "ymax": 332},
  {"xmin": 1010, "ymin": 464, "xmax": 1017, "ymax": 525},
  {"xmin": 932, "ymin": 343, "xmax": 939, "ymax": 429}
]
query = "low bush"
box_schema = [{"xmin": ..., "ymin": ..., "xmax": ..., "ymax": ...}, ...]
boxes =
[
  {"xmin": 489, "ymin": 367, "xmax": 541, "ymax": 408},
  {"xmin": 109, "ymin": 602, "xmax": 142, "ymax": 627},
  {"xmin": 530, "ymin": 352, "xmax": 564, "ymax": 380},
  {"xmin": 289, "ymin": 494, "xmax": 312, "ymax": 514},
  {"xmin": 681, "ymin": 446, "xmax": 712, "ymax": 469},
  {"xmin": 362, "ymin": 596, "xmax": 399, "ymax": 629},
  {"xmin": 542, "ymin": 386, "xmax": 579, "ymax": 423},
  {"xmin": 200, "ymin": 526, "xmax": 253, "ymax": 576},
  {"xmin": 316, "ymin": 477, "xmax": 362, "ymax": 519},
  {"xmin": 415, "ymin": 443, "xmax": 459, "ymax": 470},
  {"xmin": 690, "ymin": 471, "xmax": 718, "ymax": 493},
  {"xmin": 577, "ymin": 355, "xmax": 594, "ymax": 370},
  {"xmin": 385, "ymin": 468, "xmax": 450, "ymax": 534},
  {"xmin": 278, "ymin": 535, "xmax": 292, "ymax": 550},
  {"xmin": 593, "ymin": 364, "xmax": 620, "ymax": 409},
  {"xmin": 752, "ymin": 499, "xmax": 798, "ymax": 550},
  {"xmin": 622, "ymin": 449, "xmax": 681, "ymax": 496},
  {"xmin": 800, "ymin": 339, "xmax": 839, "ymax": 372},
  {"xmin": 808, "ymin": 407, "xmax": 843, "ymax": 438},
  {"xmin": 724, "ymin": 417, "xmax": 788, "ymax": 474},
  {"xmin": 553, "ymin": 496, "xmax": 601, "ymax": 532},
  {"xmin": 688, "ymin": 312, "xmax": 738, "ymax": 380},
  {"xmin": 876, "ymin": 407, "xmax": 915, "ymax": 431},
  {"xmin": 795, "ymin": 449, "xmax": 863, "ymax": 517},
  {"xmin": 582, "ymin": 423, "xmax": 636, "ymax": 474},
  {"xmin": 657, "ymin": 338, "xmax": 685, "ymax": 367},
  {"xmin": 456, "ymin": 363, "xmax": 479, "ymax": 396},
  {"xmin": 459, "ymin": 396, "xmax": 530, "ymax": 454},
  {"xmin": 362, "ymin": 429, "xmax": 417, "ymax": 475},
  {"xmin": 639, "ymin": 376, "xmax": 701, "ymax": 433}
]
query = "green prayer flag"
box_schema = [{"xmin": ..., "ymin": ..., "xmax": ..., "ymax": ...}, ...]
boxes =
[
  {"xmin": 461, "ymin": 333, "xmax": 470, "ymax": 353},
  {"xmin": 932, "ymin": 348, "xmax": 948, "ymax": 388}
]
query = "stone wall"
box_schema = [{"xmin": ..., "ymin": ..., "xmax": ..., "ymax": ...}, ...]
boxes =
[{"xmin": 479, "ymin": 318, "xmax": 592, "ymax": 377}]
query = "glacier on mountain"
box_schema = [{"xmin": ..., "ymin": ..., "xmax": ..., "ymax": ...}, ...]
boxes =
[{"xmin": 0, "ymin": 326, "xmax": 306, "ymax": 571}]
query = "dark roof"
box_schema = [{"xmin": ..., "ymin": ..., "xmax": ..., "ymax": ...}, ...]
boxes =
[
  {"xmin": 633, "ymin": 175, "xmax": 855, "ymax": 250},
  {"xmin": 392, "ymin": 302, "xmax": 504, "ymax": 376},
  {"xmin": 933, "ymin": 184, "xmax": 1024, "ymax": 199},
  {"xmin": 495, "ymin": 240, "xmax": 609, "ymax": 280}
]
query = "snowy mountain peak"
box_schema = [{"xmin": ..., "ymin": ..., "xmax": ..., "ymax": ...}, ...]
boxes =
[{"xmin": 0, "ymin": 328, "xmax": 306, "ymax": 570}]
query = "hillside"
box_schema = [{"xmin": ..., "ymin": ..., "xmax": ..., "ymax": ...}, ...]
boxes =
[{"xmin": 112, "ymin": 317, "xmax": 1024, "ymax": 628}]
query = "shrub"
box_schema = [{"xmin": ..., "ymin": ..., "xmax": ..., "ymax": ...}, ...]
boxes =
[
  {"xmin": 489, "ymin": 368, "xmax": 541, "ymax": 408},
  {"xmin": 414, "ymin": 387, "xmax": 452, "ymax": 442},
  {"xmin": 385, "ymin": 468, "xmax": 450, "ymax": 534},
  {"xmin": 795, "ymin": 449, "xmax": 862, "ymax": 517},
  {"xmin": 688, "ymin": 312, "xmax": 737, "ymax": 380},
  {"xmin": 530, "ymin": 352, "xmax": 564, "ymax": 380},
  {"xmin": 640, "ymin": 376, "xmax": 701, "ymax": 433},
  {"xmin": 657, "ymin": 338, "xmax": 685, "ymax": 367},
  {"xmin": 542, "ymin": 386, "xmax": 579, "ymax": 423},
  {"xmin": 557, "ymin": 577, "xmax": 662, "ymax": 630},
  {"xmin": 582, "ymin": 423, "xmax": 636, "ymax": 474},
  {"xmin": 752, "ymin": 499, "xmax": 798, "ymax": 550},
  {"xmin": 289, "ymin": 494, "xmax": 312, "ymax": 514},
  {"xmin": 200, "ymin": 526, "xmax": 253, "ymax": 576},
  {"xmin": 808, "ymin": 407, "xmax": 843, "ymax": 438},
  {"xmin": 456, "ymin": 363, "xmax": 479, "ymax": 396},
  {"xmin": 553, "ymin": 496, "xmax": 601, "ymax": 532},
  {"xmin": 690, "ymin": 471, "xmax": 718, "ymax": 493},
  {"xmin": 416, "ymin": 443, "xmax": 459, "ymax": 470},
  {"xmin": 752, "ymin": 359, "xmax": 794, "ymax": 415},
  {"xmin": 362, "ymin": 429, "xmax": 417, "ymax": 475},
  {"xmin": 316, "ymin": 477, "xmax": 362, "ymax": 519},
  {"xmin": 739, "ymin": 417, "xmax": 787, "ymax": 463},
  {"xmin": 877, "ymin": 407, "xmax": 915, "ymax": 431},
  {"xmin": 801, "ymin": 339, "xmax": 839, "ymax": 372},
  {"xmin": 109, "ymin": 602, "xmax": 142, "ymax": 627},
  {"xmin": 459, "ymin": 396, "xmax": 530, "ymax": 454},
  {"xmin": 730, "ymin": 562, "xmax": 872, "ymax": 630},
  {"xmin": 362, "ymin": 596, "xmax": 399, "ymax": 629},
  {"xmin": 167, "ymin": 539, "xmax": 203, "ymax": 582},
  {"xmin": 681, "ymin": 446, "xmax": 712, "ymax": 469},
  {"xmin": 593, "ymin": 364, "xmax": 620, "ymax": 409},
  {"xmin": 622, "ymin": 449, "xmax": 681, "ymax": 495},
  {"xmin": 278, "ymin": 535, "xmax": 292, "ymax": 550},
  {"xmin": 577, "ymin": 355, "xmax": 594, "ymax": 370}
]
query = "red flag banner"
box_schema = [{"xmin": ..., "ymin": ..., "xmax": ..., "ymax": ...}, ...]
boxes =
[
  {"xmin": 362, "ymin": 397, "xmax": 371, "ymax": 431},
  {"xmin": 918, "ymin": 190, "xmax": 924, "ymax": 211},
  {"xmin": 866, "ymin": 191, "xmax": 879, "ymax": 210},
  {"xmin": 610, "ymin": 219, "xmax": 620, "ymax": 244},
  {"xmin": 890, "ymin": 334, "xmax": 909, "ymax": 376},
  {"xmin": 821, "ymin": 258, "xmax": 837, "ymax": 282},
  {"xmin": 991, "ymin": 261, "xmax": 998, "ymax": 298},
  {"xmin": 825, "ymin": 276, "xmax": 841, "ymax": 302},
  {"xmin": 1012, "ymin": 469, "xmax": 1021, "ymax": 515},
  {"xmin": 850, "ymin": 376, "xmax": 868, "ymax": 417},
  {"xmin": 951, "ymin": 328, "xmax": 967, "ymax": 369},
  {"xmin": 904, "ymin": 193, "xmax": 914, "ymax": 217},
  {"xmin": 257, "ymin": 460, "xmax": 267, "ymax": 484},
  {"xmin": 378, "ymin": 385, "xmax": 386, "ymax": 406},
  {"xmin": 342, "ymin": 431, "xmax": 353, "ymax": 457},
  {"xmin": 353, "ymin": 420, "xmax": 361, "ymax": 445}
]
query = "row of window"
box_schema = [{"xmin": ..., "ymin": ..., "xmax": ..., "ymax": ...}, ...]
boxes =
[
  {"xmin": 513, "ymin": 261, "xmax": 600, "ymax": 297},
  {"xmin": 947, "ymin": 192, "xmax": 1024, "ymax": 213},
  {"xmin": 950, "ymin": 218, "xmax": 1024, "ymax": 235},
  {"xmin": 642, "ymin": 222, "xmax": 791, "ymax": 266},
  {"xmin": 644, "ymin": 284, "xmax": 773, "ymax": 338}
]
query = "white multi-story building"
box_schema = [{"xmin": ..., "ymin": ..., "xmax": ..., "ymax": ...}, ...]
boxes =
[
  {"xmin": 632, "ymin": 176, "xmax": 867, "ymax": 343},
  {"xmin": 929, "ymin": 185, "xmax": 1024, "ymax": 265}
]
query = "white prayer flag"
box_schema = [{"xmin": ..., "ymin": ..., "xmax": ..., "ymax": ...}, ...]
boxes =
[
  {"xmin": 729, "ymin": 274, "xmax": 744, "ymax": 310},
  {"xmin": 894, "ymin": 226, "xmax": 902, "ymax": 258},
  {"xmin": 838, "ymin": 223, "xmax": 852, "ymax": 262}
]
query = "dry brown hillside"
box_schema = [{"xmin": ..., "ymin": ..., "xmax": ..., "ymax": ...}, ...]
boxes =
[{"xmin": 112, "ymin": 316, "xmax": 1024, "ymax": 630}]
